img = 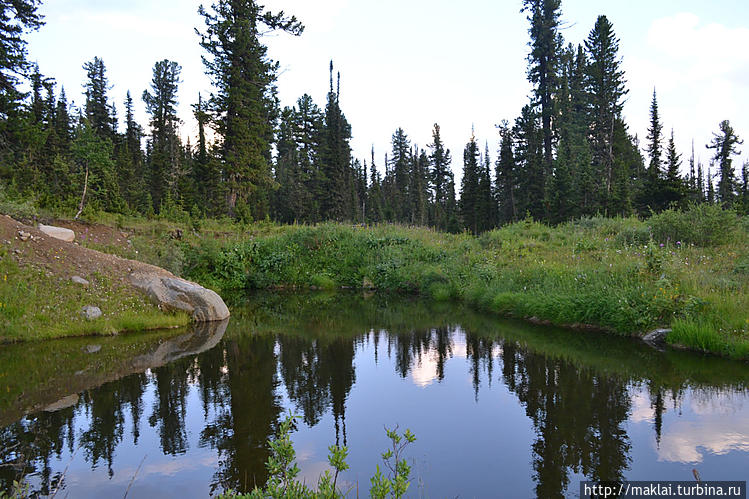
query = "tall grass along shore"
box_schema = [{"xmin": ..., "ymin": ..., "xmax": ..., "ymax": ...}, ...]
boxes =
[{"xmin": 109, "ymin": 204, "xmax": 746, "ymax": 359}]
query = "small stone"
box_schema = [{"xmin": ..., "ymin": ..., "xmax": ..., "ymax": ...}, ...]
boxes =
[
  {"xmin": 17, "ymin": 230, "xmax": 30, "ymax": 241},
  {"xmin": 13, "ymin": 248, "xmax": 21, "ymax": 255},
  {"xmin": 81, "ymin": 305, "xmax": 102, "ymax": 320},
  {"xmin": 71, "ymin": 275, "xmax": 90, "ymax": 286},
  {"xmin": 642, "ymin": 328, "xmax": 671, "ymax": 345},
  {"xmin": 84, "ymin": 344, "xmax": 101, "ymax": 354}
]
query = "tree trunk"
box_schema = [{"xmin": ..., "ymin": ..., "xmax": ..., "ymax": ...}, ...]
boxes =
[{"xmin": 75, "ymin": 163, "xmax": 89, "ymax": 220}]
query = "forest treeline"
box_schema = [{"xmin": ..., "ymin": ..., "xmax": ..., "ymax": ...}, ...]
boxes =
[{"xmin": 0, "ymin": 0, "xmax": 747, "ymax": 231}]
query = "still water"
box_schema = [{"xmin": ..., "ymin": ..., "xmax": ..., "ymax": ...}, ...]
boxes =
[{"xmin": 1, "ymin": 292, "xmax": 748, "ymax": 497}]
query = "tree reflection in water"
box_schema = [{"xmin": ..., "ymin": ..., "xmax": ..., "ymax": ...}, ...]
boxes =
[{"xmin": 1, "ymin": 292, "xmax": 747, "ymax": 497}]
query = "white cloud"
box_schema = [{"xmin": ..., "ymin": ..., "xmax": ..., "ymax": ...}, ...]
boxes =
[
  {"xmin": 264, "ymin": 0, "xmax": 349, "ymax": 34},
  {"xmin": 625, "ymin": 12, "xmax": 749, "ymax": 173}
]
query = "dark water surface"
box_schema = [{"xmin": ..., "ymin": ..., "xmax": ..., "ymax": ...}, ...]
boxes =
[{"xmin": 1, "ymin": 292, "xmax": 748, "ymax": 498}]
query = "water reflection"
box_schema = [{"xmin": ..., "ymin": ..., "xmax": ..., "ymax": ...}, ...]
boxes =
[{"xmin": 1, "ymin": 292, "xmax": 747, "ymax": 497}]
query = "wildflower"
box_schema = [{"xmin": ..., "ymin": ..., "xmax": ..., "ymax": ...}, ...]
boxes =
[
  {"xmin": 659, "ymin": 243, "xmax": 664, "ymax": 248},
  {"xmin": 676, "ymin": 241, "xmax": 681, "ymax": 246}
]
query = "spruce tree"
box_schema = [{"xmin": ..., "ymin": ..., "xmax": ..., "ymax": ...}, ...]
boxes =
[
  {"xmin": 143, "ymin": 59, "xmax": 183, "ymax": 212},
  {"xmin": 522, "ymin": 0, "xmax": 562, "ymax": 173},
  {"xmin": 273, "ymin": 105, "xmax": 303, "ymax": 223},
  {"xmin": 609, "ymin": 119, "xmax": 638, "ymax": 216},
  {"xmin": 0, "ymin": 0, "xmax": 43, "ymax": 120},
  {"xmin": 739, "ymin": 162, "xmax": 749, "ymax": 214},
  {"xmin": 409, "ymin": 146, "xmax": 429, "ymax": 226},
  {"xmin": 197, "ymin": 0, "xmax": 303, "ymax": 219},
  {"xmin": 428, "ymin": 123, "xmax": 453, "ymax": 230},
  {"xmin": 645, "ymin": 89, "xmax": 663, "ymax": 178},
  {"xmin": 664, "ymin": 129, "xmax": 685, "ymax": 207},
  {"xmin": 319, "ymin": 64, "xmax": 352, "ymax": 221},
  {"xmin": 367, "ymin": 147, "xmax": 385, "ymax": 223},
  {"xmin": 478, "ymin": 142, "xmax": 494, "ymax": 230},
  {"xmin": 495, "ymin": 122, "xmax": 517, "ymax": 225},
  {"xmin": 389, "ymin": 127, "xmax": 411, "ymax": 223},
  {"xmin": 641, "ymin": 89, "xmax": 665, "ymax": 211},
  {"xmin": 295, "ymin": 93, "xmax": 324, "ymax": 222},
  {"xmin": 707, "ymin": 120, "xmax": 743, "ymax": 206},
  {"xmin": 459, "ymin": 131, "xmax": 481, "ymax": 233},
  {"xmin": 82, "ymin": 57, "xmax": 113, "ymax": 141},
  {"xmin": 585, "ymin": 15, "xmax": 628, "ymax": 211},
  {"xmin": 514, "ymin": 104, "xmax": 545, "ymax": 219}
]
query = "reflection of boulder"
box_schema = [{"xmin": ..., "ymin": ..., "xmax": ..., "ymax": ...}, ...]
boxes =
[
  {"xmin": 43, "ymin": 394, "xmax": 79, "ymax": 412},
  {"xmin": 1, "ymin": 320, "xmax": 229, "ymax": 426},
  {"xmin": 129, "ymin": 319, "xmax": 228, "ymax": 370}
]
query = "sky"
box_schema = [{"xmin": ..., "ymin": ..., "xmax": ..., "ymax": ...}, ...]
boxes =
[{"xmin": 26, "ymin": 0, "xmax": 749, "ymax": 183}]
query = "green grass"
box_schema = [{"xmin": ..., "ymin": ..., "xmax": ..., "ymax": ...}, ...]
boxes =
[
  {"xmin": 6, "ymin": 202, "xmax": 747, "ymax": 358},
  {"xmin": 0, "ymin": 246, "xmax": 189, "ymax": 342},
  {"xmin": 163, "ymin": 208, "xmax": 747, "ymax": 359}
]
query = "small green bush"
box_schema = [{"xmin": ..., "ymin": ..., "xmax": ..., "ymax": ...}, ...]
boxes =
[{"xmin": 648, "ymin": 204, "xmax": 739, "ymax": 246}]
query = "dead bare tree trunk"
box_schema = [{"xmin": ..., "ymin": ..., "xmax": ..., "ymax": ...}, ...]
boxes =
[{"xmin": 75, "ymin": 163, "xmax": 89, "ymax": 220}]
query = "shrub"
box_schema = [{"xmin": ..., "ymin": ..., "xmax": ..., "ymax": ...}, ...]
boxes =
[{"xmin": 648, "ymin": 204, "xmax": 739, "ymax": 246}]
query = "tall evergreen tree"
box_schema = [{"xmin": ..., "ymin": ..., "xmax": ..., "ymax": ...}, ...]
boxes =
[
  {"xmin": 410, "ymin": 146, "xmax": 429, "ymax": 226},
  {"xmin": 82, "ymin": 57, "xmax": 113, "ymax": 140},
  {"xmin": 645, "ymin": 89, "xmax": 663, "ymax": 179},
  {"xmin": 366, "ymin": 148, "xmax": 385, "ymax": 223},
  {"xmin": 478, "ymin": 142, "xmax": 494, "ymax": 230},
  {"xmin": 514, "ymin": 104, "xmax": 545, "ymax": 219},
  {"xmin": 739, "ymin": 162, "xmax": 749, "ymax": 214},
  {"xmin": 522, "ymin": 0, "xmax": 562, "ymax": 173},
  {"xmin": 663, "ymin": 129, "xmax": 685, "ymax": 207},
  {"xmin": 0, "ymin": 0, "xmax": 43, "ymax": 120},
  {"xmin": 143, "ymin": 59, "xmax": 183, "ymax": 211},
  {"xmin": 460, "ymin": 131, "xmax": 481, "ymax": 233},
  {"xmin": 707, "ymin": 120, "xmax": 743, "ymax": 206},
  {"xmin": 428, "ymin": 123, "xmax": 453, "ymax": 230},
  {"xmin": 319, "ymin": 64, "xmax": 352, "ymax": 221},
  {"xmin": 640, "ymin": 89, "xmax": 666, "ymax": 211},
  {"xmin": 495, "ymin": 122, "xmax": 517, "ymax": 225},
  {"xmin": 585, "ymin": 15, "xmax": 628, "ymax": 211},
  {"xmin": 388, "ymin": 127, "xmax": 411, "ymax": 223},
  {"xmin": 197, "ymin": 0, "xmax": 303, "ymax": 219},
  {"xmin": 295, "ymin": 93, "xmax": 324, "ymax": 221},
  {"xmin": 273, "ymin": 105, "xmax": 303, "ymax": 223}
]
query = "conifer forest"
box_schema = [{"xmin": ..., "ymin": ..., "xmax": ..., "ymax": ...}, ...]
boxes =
[{"xmin": 1, "ymin": 0, "xmax": 747, "ymax": 230}]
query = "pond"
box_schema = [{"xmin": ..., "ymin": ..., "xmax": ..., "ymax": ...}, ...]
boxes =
[{"xmin": 1, "ymin": 292, "xmax": 748, "ymax": 497}]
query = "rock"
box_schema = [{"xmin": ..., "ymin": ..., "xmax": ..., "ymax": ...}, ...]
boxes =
[
  {"xmin": 642, "ymin": 328, "xmax": 671, "ymax": 345},
  {"xmin": 17, "ymin": 230, "xmax": 30, "ymax": 241},
  {"xmin": 38, "ymin": 224, "xmax": 75, "ymax": 242},
  {"xmin": 81, "ymin": 305, "xmax": 102, "ymax": 320},
  {"xmin": 129, "ymin": 273, "xmax": 230, "ymax": 322},
  {"xmin": 84, "ymin": 344, "xmax": 101, "ymax": 353},
  {"xmin": 71, "ymin": 275, "xmax": 90, "ymax": 286}
]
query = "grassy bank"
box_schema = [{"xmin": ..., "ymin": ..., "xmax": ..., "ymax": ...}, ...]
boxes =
[
  {"xmin": 13, "ymin": 203, "xmax": 748, "ymax": 358},
  {"xmin": 0, "ymin": 244, "xmax": 189, "ymax": 342},
  {"xmin": 167, "ymin": 206, "xmax": 746, "ymax": 359}
]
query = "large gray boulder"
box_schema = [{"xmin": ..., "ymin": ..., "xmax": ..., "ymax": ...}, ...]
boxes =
[
  {"xmin": 38, "ymin": 223, "xmax": 75, "ymax": 242},
  {"xmin": 129, "ymin": 273, "xmax": 230, "ymax": 322}
]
